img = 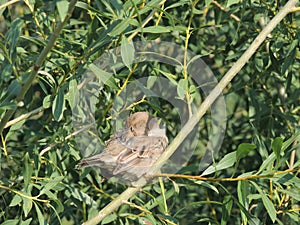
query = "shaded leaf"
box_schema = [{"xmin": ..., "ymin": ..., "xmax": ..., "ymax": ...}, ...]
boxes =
[
  {"xmin": 23, "ymin": 153, "xmax": 33, "ymax": 187},
  {"xmin": 237, "ymin": 181, "xmax": 250, "ymax": 224},
  {"xmin": 221, "ymin": 195, "xmax": 233, "ymax": 225},
  {"xmin": 251, "ymin": 182, "xmax": 276, "ymax": 222},
  {"xmin": 6, "ymin": 18, "xmax": 23, "ymax": 59},
  {"xmin": 271, "ymin": 137, "xmax": 283, "ymax": 161},
  {"xmin": 236, "ymin": 143, "xmax": 256, "ymax": 162}
]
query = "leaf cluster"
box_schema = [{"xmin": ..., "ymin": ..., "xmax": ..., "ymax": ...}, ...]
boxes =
[{"xmin": 0, "ymin": 1, "xmax": 299, "ymax": 225}]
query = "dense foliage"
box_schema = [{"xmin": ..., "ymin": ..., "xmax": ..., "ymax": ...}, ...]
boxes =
[{"xmin": 0, "ymin": 0, "xmax": 299, "ymax": 225}]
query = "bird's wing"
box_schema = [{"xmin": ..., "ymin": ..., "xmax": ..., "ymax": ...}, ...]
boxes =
[
  {"xmin": 113, "ymin": 136, "xmax": 167, "ymax": 175},
  {"xmin": 113, "ymin": 153, "xmax": 152, "ymax": 175},
  {"xmin": 122, "ymin": 136, "xmax": 168, "ymax": 153}
]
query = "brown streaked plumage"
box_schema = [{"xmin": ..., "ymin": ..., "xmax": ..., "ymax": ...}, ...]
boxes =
[{"xmin": 77, "ymin": 112, "xmax": 168, "ymax": 183}]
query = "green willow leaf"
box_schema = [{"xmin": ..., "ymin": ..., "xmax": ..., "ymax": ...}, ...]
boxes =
[
  {"xmin": 67, "ymin": 79, "xmax": 79, "ymax": 110},
  {"xmin": 221, "ymin": 195, "xmax": 233, "ymax": 225},
  {"xmin": 56, "ymin": 0, "xmax": 69, "ymax": 21},
  {"xmin": 9, "ymin": 195, "xmax": 22, "ymax": 207},
  {"xmin": 34, "ymin": 202, "xmax": 50, "ymax": 225},
  {"xmin": 121, "ymin": 38, "xmax": 135, "ymax": 70},
  {"xmin": 20, "ymin": 218, "xmax": 32, "ymax": 225},
  {"xmin": 177, "ymin": 79, "xmax": 188, "ymax": 100},
  {"xmin": 52, "ymin": 87, "xmax": 65, "ymax": 121},
  {"xmin": 108, "ymin": 18, "xmax": 131, "ymax": 36},
  {"xmin": 236, "ymin": 143, "xmax": 256, "ymax": 162},
  {"xmin": 271, "ymin": 137, "xmax": 283, "ymax": 161},
  {"xmin": 23, "ymin": 153, "xmax": 33, "ymax": 187},
  {"xmin": 201, "ymin": 152, "xmax": 236, "ymax": 176},
  {"xmin": 0, "ymin": 220, "xmax": 19, "ymax": 225},
  {"xmin": 251, "ymin": 181, "xmax": 276, "ymax": 223},
  {"xmin": 6, "ymin": 18, "xmax": 23, "ymax": 59},
  {"xmin": 22, "ymin": 197, "xmax": 32, "ymax": 218}
]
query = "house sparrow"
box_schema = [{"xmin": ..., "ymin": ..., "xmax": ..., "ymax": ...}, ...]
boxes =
[{"xmin": 77, "ymin": 112, "xmax": 168, "ymax": 184}]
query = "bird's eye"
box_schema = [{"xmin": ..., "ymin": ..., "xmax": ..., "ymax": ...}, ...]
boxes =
[{"xmin": 130, "ymin": 126, "xmax": 137, "ymax": 136}]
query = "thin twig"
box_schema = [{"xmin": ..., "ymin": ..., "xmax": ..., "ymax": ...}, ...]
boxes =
[
  {"xmin": 4, "ymin": 106, "xmax": 44, "ymax": 129},
  {"xmin": 212, "ymin": 0, "xmax": 241, "ymax": 22},
  {"xmin": 152, "ymin": 166, "xmax": 300, "ymax": 182},
  {"xmin": 183, "ymin": 0, "xmax": 199, "ymax": 117},
  {"xmin": 40, "ymin": 123, "xmax": 94, "ymax": 156},
  {"xmin": 128, "ymin": 0, "xmax": 166, "ymax": 41},
  {"xmin": 290, "ymin": 6, "xmax": 300, "ymax": 12},
  {"xmin": 0, "ymin": 184, "xmax": 50, "ymax": 203}
]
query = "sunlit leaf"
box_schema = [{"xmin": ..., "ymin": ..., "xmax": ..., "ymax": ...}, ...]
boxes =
[
  {"xmin": 177, "ymin": 79, "xmax": 188, "ymax": 100},
  {"xmin": 193, "ymin": 180, "xmax": 219, "ymax": 193},
  {"xmin": 201, "ymin": 152, "xmax": 236, "ymax": 176},
  {"xmin": 56, "ymin": 0, "xmax": 69, "ymax": 21},
  {"xmin": 52, "ymin": 87, "xmax": 65, "ymax": 121},
  {"xmin": 9, "ymin": 195, "xmax": 22, "ymax": 207},
  {"xmin": 121, "ymin": 38, "xmax": 135, "ymax": 70},
  {"xmin": 67, "ymin": 79, "xmax": 79, "ymax": 110},
  {"xmin": 34, "ymin": 202, "xmax": 49, "ymax": 225},
  {"xmin": 1, "ymin": 220, "xmax": 19, "ymax": 225}
]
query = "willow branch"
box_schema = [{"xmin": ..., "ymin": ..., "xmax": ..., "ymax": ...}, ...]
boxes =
[
  {"xmin": 4, "ymin": 106, "xmax": 44, "ymax": 129},
  {"xmin": 82, "ymin": 188, "xmax": 138, "ymax": 225},
  {"xmin": 0, "ymin": 0, "xmax": 78, "ymax": 134},
  {"xmin": 0, "ymin": 184, "xmax": 50, "ymax": 203},
  {"xmin": 82, "ymin": 0, "xmax": 298, "ymax": 224}
]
